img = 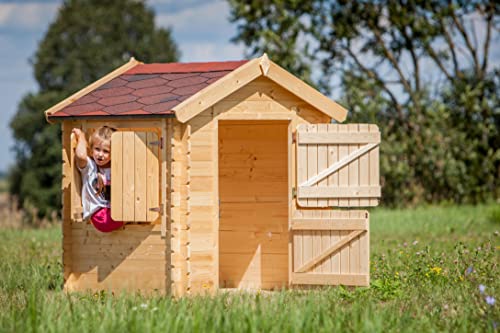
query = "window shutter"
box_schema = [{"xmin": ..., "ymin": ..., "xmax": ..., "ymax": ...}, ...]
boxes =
[
  {"xmin": 111, "ymin": 131, "xmax": 160, "ymax": 222},
  {"xmin": 296, "ymin": 124, "xmax": 380, "ymax": 207},
  {"xmin": 70, "ymin": 133, "xmax": 83, "ymax": 222},
  {"xmin": 290, "ymin": 211, "xmax": 369, "ymax": 286}
]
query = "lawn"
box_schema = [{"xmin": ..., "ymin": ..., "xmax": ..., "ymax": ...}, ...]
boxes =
[{"xmin": 0, "ymin": 204, "xmax": 498, "ymax": 332}]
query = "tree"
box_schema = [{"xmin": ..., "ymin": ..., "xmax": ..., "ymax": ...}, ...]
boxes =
[
  {"xmin": 228, "ymin": 0, "xmax": 499, "ymax": 205},
  {"xmin": 9, "ymin": 0, "xmax": 180, "ymax": 217}
]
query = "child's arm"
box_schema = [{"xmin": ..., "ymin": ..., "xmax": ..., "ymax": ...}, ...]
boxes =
[{"xmin": 71, "ymin": 128, "xmax": 89, "ymax": 169}]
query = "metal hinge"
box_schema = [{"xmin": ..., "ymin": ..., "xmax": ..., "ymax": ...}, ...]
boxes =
[
  {"xmin": 292, "ymin": 187, "xmax": 297, "ymax": 199},
  {"xmin": 292, "ymin": 132, "xmax": 297, "ymax": 143},
  {"xmin": 149, "ymin": 204, "xmax": 164, "ymax": 214},
  {"xmin": 148, "ymin": 137, "xmax": 163, "ymax": 149}
]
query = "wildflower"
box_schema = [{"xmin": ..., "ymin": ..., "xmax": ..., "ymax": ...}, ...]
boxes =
[
  {"xmin": 403, "ymin": 242, "xmax": 408, "ymax": 247},
  {"xmin": 412, "ymin": 240, "xmax": 418, "ymax": 246},
  {"xmin": 152, "ymin": 307, "xmax": 158, "ymax": 312},
  {"xmin": 140, "ymin": 303, "xmax": 148, "ymax": 309},
  {"xmin": 485, "ymin": 296, "xmax": 495, "ymax": 306},
  {"xmin": 465, "ymin": 266, "xmax": 473, "ymax": 275},
  {"xmin": 479, "ymin": 284, "xmax": 486, "ymax": 294},
  {"xmin": 430, "ymin": 267, "xmax": 442, "ymax": 275},
  {"xmin": 132, "ymin": 306, "xmax": 138, "ymax": 311}
]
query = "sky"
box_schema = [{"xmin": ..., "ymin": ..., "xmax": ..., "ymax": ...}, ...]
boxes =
[
  {"xmin": 0, "ymin": 1, "xmax": 498, "ymax": 174},
  {"xmin": 0, "ymin": 0, "xmax": 245, "ymax": 173}
]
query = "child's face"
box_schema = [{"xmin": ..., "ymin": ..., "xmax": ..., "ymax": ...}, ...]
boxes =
[{"xmin": 91, "ymin": 138, "xmax": 111, "ymax": 167}]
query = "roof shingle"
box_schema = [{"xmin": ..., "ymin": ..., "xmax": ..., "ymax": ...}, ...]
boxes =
[{"xmin": 48, "ymin": 60, "xmax": 248, "ymax": 119}]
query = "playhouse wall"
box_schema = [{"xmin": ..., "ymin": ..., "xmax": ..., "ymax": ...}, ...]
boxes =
[
  {"xmin": 181, "ymin": 77, "xmax": 331, "ymax": 295},
  {"xmin": 61, "ymin": 120, "xmax": 170, "ymax": 294}
]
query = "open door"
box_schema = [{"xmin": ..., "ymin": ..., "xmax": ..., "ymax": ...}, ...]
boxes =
[
  {"xmin": 291, "ymin": 124, "xmax": 380, "ymax": 286},
  {"xmin": 291, "ymin": 210, "xmax": 369, "ymax": 286}
]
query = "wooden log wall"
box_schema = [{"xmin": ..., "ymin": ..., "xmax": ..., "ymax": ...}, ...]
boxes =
[{"xmin": 62, "ymin": 119, "xmax": 170, "ymax": 294}]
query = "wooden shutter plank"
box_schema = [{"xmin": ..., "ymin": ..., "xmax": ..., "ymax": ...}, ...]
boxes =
[
  {"xmin": 134, "ymin": 132, "xmax": 147, "ymax": 221},
  {"xmin": 291, "ymin": 273, "xmax": 369, "ymax": 286},
  {"xmin": 298, "ymin": 131, "xmax": 380, "ymax": 144},
  {"xmin": 369, "ymin": 124, "xmax": 380, "ymax": 206},
  {"xmin": 70, "ymin": 133, "xmax": 83, "ymax": 222},
  {"xmin": 291, "ymin": 218, "xmax": 367, "ymax": 230},
  {"xmin": 296, "ymin": 230, "xmax": 365, "ymax": 273},
  {"xmin": 111, "ymin": 132, "xmax": 123, "ymax": 221},
  {"xmin": 147, "ymin": 132, "xmax": 160, "ymax": 222},
  {"xmin": 298, "ymin": 186, "xmax": 381, "ymax": 198},
  {"xmin": 122, "ymin": 132, "xmax": 135, "ymax": 221}
]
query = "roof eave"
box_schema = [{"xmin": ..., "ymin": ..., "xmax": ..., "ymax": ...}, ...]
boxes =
[
  {"xmin": 47, "ymin": 113, "xmax": 176, "ymax": 123},
  {"xmin": 44, "ymin": 57, "xmax": 141, "ymax": 123}
]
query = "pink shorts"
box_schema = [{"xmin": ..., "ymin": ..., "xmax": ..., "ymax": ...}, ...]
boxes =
[{"xmin": 90, "ymin": 208, "xmax": 123, "ymax": 232}]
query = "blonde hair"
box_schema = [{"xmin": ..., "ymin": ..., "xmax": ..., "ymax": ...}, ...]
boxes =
[{"xmin": 89, "ymin": 126, "xmax": 116, "ymax": 148}]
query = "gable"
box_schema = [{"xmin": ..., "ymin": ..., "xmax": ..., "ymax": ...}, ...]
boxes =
[
  {"xmin": 211, "ymin": 77, "xmax": 331, "ymax": 123},
  {"xmin": 173, "ymin": 55, "xmax": 348, "ymax": 123}
]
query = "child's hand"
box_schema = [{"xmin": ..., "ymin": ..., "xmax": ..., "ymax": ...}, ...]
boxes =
[{"xmin": 72, "ymin": 128, "xmax": 84, "ymax": 140}]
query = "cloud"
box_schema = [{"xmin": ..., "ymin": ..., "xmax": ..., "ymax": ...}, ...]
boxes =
[
  {"xmin": 153, "ymin": 0, "xmax": 244, "ymax": 62},
  {"xmin": 177, "ymin": 41, "xmax": 244, "ymax": 62},
  {"xmin": 155, "ymin": 0, "xmax": 235, "ymax": 40},
  {"xmin": 0, "ymin": 2, "xmax": 59, "ymax": 31}
]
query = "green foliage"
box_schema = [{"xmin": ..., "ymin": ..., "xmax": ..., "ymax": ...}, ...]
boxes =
[
  {"xmin": 9, "ymin": 0, "xmax": 180, "ymax": 218},
  {"xmin": 228, "ymin": 0, "xmax": 500, "ymax": 206},
  {"xmin": 0, "ymin": 205, "xmax": 499, "ymax": 331}
]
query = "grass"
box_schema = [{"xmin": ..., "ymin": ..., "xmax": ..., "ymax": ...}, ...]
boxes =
[{"xmin": 0, "ymin": 204, "xmax": 498, "ymax": 332}]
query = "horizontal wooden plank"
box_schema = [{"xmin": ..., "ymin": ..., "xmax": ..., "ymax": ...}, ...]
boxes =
[
  {"xmin": 220, "ymin": 231, "xmax": 288, "ymax": 255},
  {"xmin": 291, "ymin": 273, "xmax": 369, "ymax": 286},
  {"xmin": 298, "ymin": 186, "xmax": 381, "ymax": 198},
  {"xmin": 298, "ymin": 132, "xmax": 380, "ymax": 144},
  {"xmin": 291, "ymin": 218, "xmax": 367, "ymax": 231}
]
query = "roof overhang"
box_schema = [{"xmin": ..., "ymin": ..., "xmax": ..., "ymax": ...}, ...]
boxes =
[
  {"xmin": 44, "ymin": 57, "xmax": 141, "ymax": 123},
  {"xmin": 173, "ymin": 54, "xmax": 348, "ymax": 123}
]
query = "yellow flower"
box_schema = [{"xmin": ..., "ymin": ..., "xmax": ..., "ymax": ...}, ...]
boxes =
[{"xmin": 430, "ymin": 267, "xmax": 442, "ymax": 275}]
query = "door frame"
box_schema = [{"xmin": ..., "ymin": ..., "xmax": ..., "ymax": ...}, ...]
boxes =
[{"xmin": 215, "ymin": 118, "xmax": 292, "ymax": 289}]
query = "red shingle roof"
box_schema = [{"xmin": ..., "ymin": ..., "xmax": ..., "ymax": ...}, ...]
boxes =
[{"xmin": 48, "ymin": 60, "xmax": 248, "ymax": 119}]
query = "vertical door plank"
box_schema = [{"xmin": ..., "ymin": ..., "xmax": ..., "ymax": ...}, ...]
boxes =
[
  {"xmin": 369, "ymin": 124, "xmax": 380, "ymax": 206},
  {"xmin": 307, "ymin": 124, "xmax": 318, "ymax": 207},
  {"xmin": 297, "ymin": 125, "xmax": 307, "ymax": 207},
  {"xmin": 338, "ymin": 125, "xmax": 349, "ymax": 207},
  {"xmin": 348, "ymin": 124, "xmax": 360, "ymax": 207},
  {"xmin": 327, "ymin": 124, "xmax": 339, "ymax": 207},
  {"xmin": 349, "ymin": 211, "xmax": 360, "ymax": 274},
  {"xmin": 359, "ymin": 124, "xmax": 370, "ymax": 206}
]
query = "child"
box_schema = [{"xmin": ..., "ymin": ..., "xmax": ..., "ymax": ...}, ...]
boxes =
[{"xmin": 72, "ymin": 126, "xmax": 123, "ymax": 232}]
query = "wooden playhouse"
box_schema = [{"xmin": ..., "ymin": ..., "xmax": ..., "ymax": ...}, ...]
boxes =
[{"xmin": 45, "ymin": 55, "xmax": 381, "ymax": 297}]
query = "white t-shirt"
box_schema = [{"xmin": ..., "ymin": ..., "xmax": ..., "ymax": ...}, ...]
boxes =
[{"xmin": 78, "ymin": 156, "xmax": 111, "ymax": 220}]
